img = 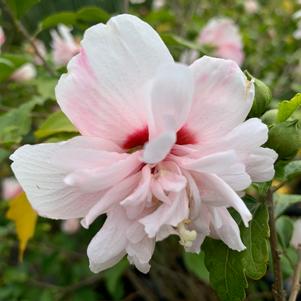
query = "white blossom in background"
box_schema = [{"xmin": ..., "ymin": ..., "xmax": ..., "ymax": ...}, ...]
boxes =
[
  {"xmin": 293, "ymin": 10, "xmax": 301, "ymax": 39},
  {"xmin": 2, "ymin": 178, "xmax": 22, "ymax": 200},
  {"xmin": 11, "ymin": 63, "xmax": 37, "ymax": 82},
  {"xmin": 0, "ymin": 26, "xmax": 5, "ymax": 50},
  {"xmin": 11, "ymin": 14, "xmax": 277, "ymax": 274},
  {"xmin": 291, "ymin": 219, "xmax": 301, "ymax": 249},
  {"xmin": 153, "ymin": 0, "xmax": 165, "ymax": 10},
  {"xmin": 51, "ymin": 24, "xmax": 80, "ymax": 66},
  {"xmin": 61, "ymin": 219, "xmax": 80, "ymax": 234},
  {"xmin": 244, "ymin": 0, "xmax": 259, "ymax": 14},
  {"xmin": 199, "ymin": 18, "xmax": 244, "ymax": 65},
  {"xmin": 130, "ymin": 0, "xmax": 146, "ymax": 4}
]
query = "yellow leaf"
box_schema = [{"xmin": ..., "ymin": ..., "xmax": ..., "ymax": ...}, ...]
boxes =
[{"xmin": 6, "ymin": 192, "xmax": 37, "ymax": 261}]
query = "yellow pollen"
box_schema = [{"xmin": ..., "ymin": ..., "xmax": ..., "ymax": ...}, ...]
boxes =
[{"xmin": 178, "ymin": 219, "xmax": 197, "ymax": 248}]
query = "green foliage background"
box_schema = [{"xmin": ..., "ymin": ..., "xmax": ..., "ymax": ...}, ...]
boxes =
[{"xmin": 1, "ymin": 0, "xmax": 301, "ymax": 300}]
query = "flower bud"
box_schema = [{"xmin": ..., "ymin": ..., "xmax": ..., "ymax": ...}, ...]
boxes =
[
  {"xmin": 245, "ymin": 71, "xmax": 272, "ymax": 117},
  {"xmin": 265, "ymin": 120, "xmax": 301, "ymax": 159},
  {"xmin": 261, "ymin": 109, "xmax": 278, "ymax": 126}
]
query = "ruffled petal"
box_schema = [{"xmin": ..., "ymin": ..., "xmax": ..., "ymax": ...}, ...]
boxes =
[
  {"xmin": 140, "ymin": 191, "xmax": 189, "ymax": 237},
  {"xmin": 87, "ymin": 207, "xmax": 129, "ymax": 273},
  {"xmin": 209, "ymin": 207, "xmax": 246, "ymax": 251},
  {"xmin": 10, "ymin": 143, "xmax": 103, "ymax": 219}
]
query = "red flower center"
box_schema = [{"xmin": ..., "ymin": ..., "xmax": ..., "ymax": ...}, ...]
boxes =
[{"xmin": 122, "ymin": 126, "xmax": 196, "ymax": 150}]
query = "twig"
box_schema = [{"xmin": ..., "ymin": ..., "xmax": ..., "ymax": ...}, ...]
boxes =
[
  {"xmin": 126, "ymin": 269, "xmax": 158, "ymax": 301},
  {"xmin": 1, "ymin": 0, "xmax": 57, "ymax": 77},
  {"xmin": 289, "ymin": 247, "xmax": 301, "ymax": 301},
  {"xmin": 246, "ymin": 291, "xmax": 273, "ymax": 300},
  {"xmin": 271, "ymin": 180, "xmax": 289, "ymax": 193},
  {"xmin": 266, "ymin": 189, "xmax": 286, "ymax": 301}
]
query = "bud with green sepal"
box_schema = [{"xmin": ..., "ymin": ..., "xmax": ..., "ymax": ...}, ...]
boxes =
[{"xmin": 245, "ymin": 71, "xmax": 272, "ymax": 117}]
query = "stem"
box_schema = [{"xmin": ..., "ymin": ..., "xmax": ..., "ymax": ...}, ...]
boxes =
[
  {"xmin": 267, "ymin": 189, "xmax": 286, "ymax": 301},
  {"xmin": 289, "ymin": 247, "xmax": 301, "ymax": 301},
  {"xmin": 123, "ymin": 0, "xmax": 129, "ymax": 13},
  {"xmin": 126, "ymin": 270, "xmax": 158, "ymax": 301},
  {"xmin": 1, "ymin": 0, "xmax": 57, "ymax": 77}
]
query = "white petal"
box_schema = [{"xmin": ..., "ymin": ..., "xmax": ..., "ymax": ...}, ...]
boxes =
[
  {"xmin": 198, "ymin": 173, "xmax": 252, "ymax": 227},
  {"xmin": 142, "ymin": 131, "xmax": 176, "ymax": 164},
  {"xmin": 140, "ymin": 191, "xmax": 189, "ymax": 237},
  {"xmin": 56, "ymin": 14, "xmax": 173, "ymax": 145},
  {"xmin": 209, "ymin": 207, "xmax": 246, "ymax": 251},
  {"xmin": 148, "ymin": 63, "xmax": 194, "ymax": 137},
  {"xmin": 10, "ymin": 143, "xmax": 102, "ymax": 219},
  {"xmin": 88, "ymin": 207, "xmax": 129, "ymax": 273},
  {"xmin": 188, "ymin": 56, "xmax": 254, "ymax": 141},
  {"xmin": 81, "ymin": 172, "xmax": 141, "ymax": 228},
  {"xmin": 182, "ymin": 150, "xmax": 251, "ymax": 191}
]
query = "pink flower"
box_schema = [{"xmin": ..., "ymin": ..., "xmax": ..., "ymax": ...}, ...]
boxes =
[
  {"xmin": 2, "ymin": 178, "xmax": 22, "ymax": 200},
  {"xmin": 199, "ymin": 18, "xmax": 244, "ymax": 66},
  {"xmin": 51, "ymin": 24, "xmax": 80, "ymax": 66},
  {"xmin": 10, "ymin": 63, "xmax": 36, "ymax": 82},
  {"xmin": 0, "ymin": 26, "xmax": 5, "ymax": 50},
  {"xmin": 10, "ymin": 14, "xmax": 277, "ymax": 273}
]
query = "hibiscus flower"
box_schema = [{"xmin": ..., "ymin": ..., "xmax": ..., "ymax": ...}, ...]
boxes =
[{"xmin": 11, "ymin": 14, "xmax": 277, "ymax": 273}]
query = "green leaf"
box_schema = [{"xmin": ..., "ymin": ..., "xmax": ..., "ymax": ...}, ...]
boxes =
[
  {"xmin": 7, "ymin": 0, "xmax": 40, "ymax": 18},
  {"xmin": 0, "ymin": 100, "xmax": 36, "ymax": 145},
  {"xmin": 0, "ymin": 148, "xmax": 9, "ymax": 163},
  {"xmin": 241, "ymin": 204, "xmax": 269, "ymax": 280},
  {"xmin": 104, "ymin": 259, "xmax": 128, "ymax": 300},
  {"xmin": 183, "ymin": 251, "xmax": 209, "ymax": 282},
  {"xmin": 0, "ymin": 54, "xmax": 28, "ymax": 82},
  {"xmin": 161, "ymin": 33, "xmax": 206, "ymax": 52},
  {"xmin": 203, "ymin": 238, "xmax": 247, "ymax": 301},
  {"xmin": 35, "ymin": 111, "xmax": 77, "ymax": 139},
  {"xmin": 284, "ymin": 160, "xmax": 301, "ymax": 180},
  {"xmin": 277, "ymin": 93, "xmax": 301, "ymax": 122},
  {"xmin": 40, "ymin": 6, "xmax": 110, "ymax": 31},
  {"xmin": 76, "ymin": 6, "xmax": 110, "ymax": 24},
  {"xmin": 40, "ymin": 12, "xmax": 77, "ymax": 30},
  {"xmin": 274, "ymin": 193, "xmax": 301, "ymax": 217},
  {"xmin": 276, "ymin": 216, "xmax": 294, "ymax": 249}
]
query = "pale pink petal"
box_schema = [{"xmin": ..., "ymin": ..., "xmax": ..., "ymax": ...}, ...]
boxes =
[
  {"xmin": 181, "ymin": 150, "xmax": 251, "ymax": 191},
  {"xmin": 64, "ymin": 151, "xmax": 142, "ymax": 193},
  {"xmin": 245, "ymin": 147, "xmax": 277, "ymax": 182},
  {"xmin": 143, "ymin": 131, "xmax": 176, "ymax": 164},
  {"xmin": 186, "ymin": 203, "xmax": 211, "ymax": 253},
  {"xmin": 196, "ymin": 173, "xmax": 251, "ymax": 227},
  {"xmin": 10, "ymin": 143, "xmax": 103, "ymax": 219},
  {"xmin": 56, "ymin": 14, "xmax": 173, "ymax": 145},
  {"xmin": 127, "ymin": 236, "xmax": 155, "ymax": 273},
  {"xmin": 188, "ymin": 56, "xmax": 254, "ymax": 141},
  {"xmin": 147, "ymin": 63, "xmax": 194, "ymax": 137},
  {"xmin": 121, "ymin": 166, "xmax": 151, "ymax": 208},
  {"xmin": 88, "ymin": 207, "xmax": 129, "ymax": 273},
  {"xmin": 209, "ymin": 207, "xmax": 246, "ymax": 251},
  {"xmin": 140, "ymin": 191, "xmax": 189, "ymax": 237},
  {"xmin": 81, "ymin": 172, "xmax": 141, "ymax": 229}
]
